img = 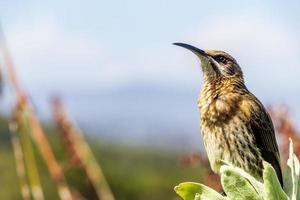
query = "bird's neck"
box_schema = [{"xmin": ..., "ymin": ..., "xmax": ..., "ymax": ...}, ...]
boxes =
[
  {"xmin": 198, "ymin": 77, "xmax": 247, "ymax": 124},
  {"xmin": 202, "ymin": 76, "xmax": 246, "ymax": 95},
  {"xmin": 199, "ymin": 77, "xmax": 246, "ymax": 107}
]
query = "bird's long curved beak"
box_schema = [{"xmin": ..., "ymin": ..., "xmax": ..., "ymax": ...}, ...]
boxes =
[{"xmin": 173, "ymin": 43, "xmax": 208, "ymax": 57}]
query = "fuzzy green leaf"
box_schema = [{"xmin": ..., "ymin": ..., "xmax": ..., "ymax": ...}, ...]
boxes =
[
  {"xmin": 263, "ymin": 161, "xmax": 289, "ymax": 200},
  {"xmin": 174, "ymin": 182, "xmax": 226, "ymax": 200},
  {"xmin": 284, "ymin": 139, "xmax": 300, "ymax": 200},
  {"xmin": 220, "ymin": 165, "xmax": 262, "ymax": 200},
  {"xmin": 220, "ymin": 161, "xmax": 264, "ymax": 196}
]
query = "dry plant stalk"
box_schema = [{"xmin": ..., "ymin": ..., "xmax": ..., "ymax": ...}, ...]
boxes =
[
  {"xmin": 52, "ymin": 97, "xmax": 115, "ymax": 200},
  {"xmin": 27, "ymin": 106, "xmax": 75, "ymax": 200},
  {"xmin": 0, "ymin": 28, "xmax": 75, "ymax": 200}
]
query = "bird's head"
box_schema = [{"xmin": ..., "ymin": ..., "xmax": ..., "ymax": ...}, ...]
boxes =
[{"xmin": 174, "ymin": 43, "xmax": 244, "ymax": 83}]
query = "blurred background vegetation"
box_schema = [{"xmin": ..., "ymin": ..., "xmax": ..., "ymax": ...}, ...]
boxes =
[
  {"xmin": 0, "ymin": 1, "xmax": 300, "ymax": 200},
  {"xmin": 0, "ymin": 115, "xmax": 205, "ymax": 200}
]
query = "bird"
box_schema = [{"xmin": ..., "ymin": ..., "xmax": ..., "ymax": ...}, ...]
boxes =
[{"xmin": 173, "ymin": 43, "xmax": 283, "ymax": 186}]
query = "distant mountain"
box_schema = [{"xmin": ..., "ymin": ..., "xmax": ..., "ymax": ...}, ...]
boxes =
[
  {"xmin": 1, "ymin": 82, "xmax": 299, "ymax": 151},
  {"xmin": 0, "ymin": 83, "xmax": 204, "ymax": 151}
]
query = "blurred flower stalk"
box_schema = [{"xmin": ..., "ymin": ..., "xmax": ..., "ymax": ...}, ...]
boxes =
[
  {"xmin": 0, "ymin": 24, "xmax": 115, "ymax": 200},
  {"xmin": 52, "ymin": 97, "xmax": 115, "ymax": 200},
  {"xmin": 1, "ymin": 26, "xmax": 74, "ymax": 200}
]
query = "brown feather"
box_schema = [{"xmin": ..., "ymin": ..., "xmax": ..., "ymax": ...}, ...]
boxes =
[{"xmin": 248, "ymin": 101, "xmax": 283, "ymax": 185}]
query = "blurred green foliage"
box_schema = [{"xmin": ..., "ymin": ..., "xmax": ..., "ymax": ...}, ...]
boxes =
[{"xmin": 0, "ymin": 115, "xmax": 204, "ymax": 200}]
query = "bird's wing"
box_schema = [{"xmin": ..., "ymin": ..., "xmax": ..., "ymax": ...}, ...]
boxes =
[{"xmin": 248, "ymin": 102, "xmax": 283, "ymax": 186}]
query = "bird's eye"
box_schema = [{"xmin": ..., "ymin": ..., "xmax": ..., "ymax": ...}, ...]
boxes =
[{"xmin": 215, "ymin": 55, "xmax": 227, "ymax": 64}]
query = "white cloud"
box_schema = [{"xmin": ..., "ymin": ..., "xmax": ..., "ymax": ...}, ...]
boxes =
[
  {"xmin": 6, "ymin": 16, "xmax": 104, "ymax": 67},
  {"xmin": 3, "ymin": 16, "xmax": 199, "ymax": 90},
  {"xmin": 2, "ymin": 16, "xmax": 125, "ymax": 90}
]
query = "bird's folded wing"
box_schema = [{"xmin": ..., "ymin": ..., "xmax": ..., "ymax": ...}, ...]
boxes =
[{"xmin": 248, "ymin": 106, "xmax": 282, "ymax": 185}]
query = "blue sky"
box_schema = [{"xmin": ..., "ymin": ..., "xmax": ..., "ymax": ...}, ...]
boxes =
[
  {"xmin": 0, "ymin": 1, "xmax": 300, "ymax": 147},
  {"xmin": 0, "ymin": 1, "xmax": 299, "ymax": 90}
]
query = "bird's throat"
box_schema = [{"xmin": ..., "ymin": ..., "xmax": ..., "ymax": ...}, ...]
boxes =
[{"xmin": 200, "ymin": 59, "xmax": 220, "ymax": 83}]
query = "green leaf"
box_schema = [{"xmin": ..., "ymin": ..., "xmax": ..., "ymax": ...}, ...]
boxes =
[
  {"xmin": 220, "ymin": 165, "xmax": 262, "ymax": 200},
  {"xmin": 219, "ymin": 160, "xmax": 264, "ymax": 195},
  {"xmin": 284, "ymin": 139, "xmax": 300, "ymax": 200},
  {"xmin": 284, "ymin": 164, "xmax": 293, "ymax": 197},
  {"xmin": 174, "ymin": 182, "xmax": 226, "ymax": 200},
  {"xmin": 263, "ymin": 161, "xmax": 289, "ymax": 200}
]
